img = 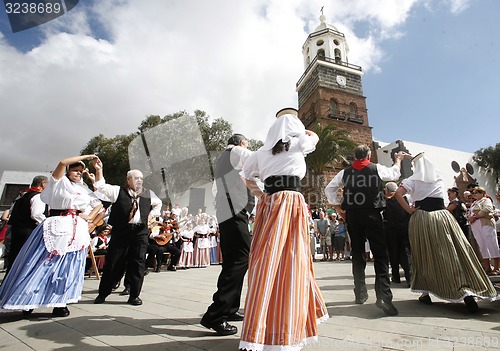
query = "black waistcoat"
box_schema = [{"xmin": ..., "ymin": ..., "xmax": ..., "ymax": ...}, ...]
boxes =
[
  {"xmin": 8, "ymin": 191, "xmax": 45, "ymax": 229},
  {"xmin": 108, "ymin": 187, "xmax": 152, "ymax": 228},
  {"xmin": 215, "ymin": 147, "xmax": 255, "ymax": 215},
  {"xmin": 341, "ymin": 164, "xmax": 385, "ymax": 210}
]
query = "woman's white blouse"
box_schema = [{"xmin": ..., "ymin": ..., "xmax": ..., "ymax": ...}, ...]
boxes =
[
  {"xmin": 241, "ymin": 133, "xmax": 317, "ymax": 181},
  {"xmin": 193, "ymin": 224, "xmax": 210, "ymax": 235},
  {"xmin": 41, "ymin": 175, "xmax": 100, "ymax": 213},
  {"xmin": 400, "ymin": 174, "xmax": 444, "ymax": 202}
]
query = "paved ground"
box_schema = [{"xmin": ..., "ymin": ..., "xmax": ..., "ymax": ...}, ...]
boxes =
[{"xmin": 1, "ymin": 259, "xmax": 500, "ymax": 351}]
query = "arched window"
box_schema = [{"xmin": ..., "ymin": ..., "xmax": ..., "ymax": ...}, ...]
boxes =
[
  {"xmin": 349, "ymin": 102, "xmax": 357, "ymax": 118},
  {"xmin": 349, "ymin": 102, "xmax": 363, "ymax": 123},
  {"xmin": 317, "ymin": 49, "xmax": 325, "ymax": 59},
  {"xmin": 334, "ymin": 48, "xmax": 342, "ymax": 64},
  {"xmin": 329, "ymin": 99, "xmax": 338, "ymax": 117}
]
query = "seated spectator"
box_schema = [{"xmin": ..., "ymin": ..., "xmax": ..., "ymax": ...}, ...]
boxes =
[
  {"xmin": 92, "ymin": 225, "xmax": 111, "ymax": 255},
  {"xmin": 146, "ymin": 220, "xmax": 180, "ymax": 272}
]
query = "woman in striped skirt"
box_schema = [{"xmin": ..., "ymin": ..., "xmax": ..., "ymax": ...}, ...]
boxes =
[
  {"xmin": 395, "ymin": 153, "xmax": 497, "ymax": 313},
  {"xmin": 239, "ymin": 108, "xmax": 328, "ymax": 351}
]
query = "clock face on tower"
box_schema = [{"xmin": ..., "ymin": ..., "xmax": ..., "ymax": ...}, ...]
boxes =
[{"xmin": 336, "ymin": 75, "xmax": 346, "ymax": 86}]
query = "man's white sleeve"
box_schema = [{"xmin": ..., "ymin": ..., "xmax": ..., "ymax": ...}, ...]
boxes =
[
  {"xmin": 30, "ymin": 194, "xmax": 46, "ymax": 224},
  {"xmin": 325, "ymin": 170, "xmax": 344, "ymax": 205}
]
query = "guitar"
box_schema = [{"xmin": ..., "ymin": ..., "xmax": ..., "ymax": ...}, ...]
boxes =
[
  {"xmin": 150, "ymin": 216, "xmax": 179, "ymax": 246},
  {"xmin": 82, "ymin": 204, "xmax": 106, "ymax": 233},
  {"xmin": 150, "ymin": 224, "xmax": 174, "ymax": 246},
  {"xmin": 154, "ymin": 232, "xmax": 174, "ymax": 246}
]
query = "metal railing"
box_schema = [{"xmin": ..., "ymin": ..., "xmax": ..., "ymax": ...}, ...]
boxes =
[
  {"xmin": 329, "ymin": 111, "xmax": 363, "ymax": 124},
  {"xmin": 296, "ymin": 55, "xmax": 362, "ymax": 88},
  {"xmin": 302, "ymin": 112, "xmax": 364, "ymax": 126}
]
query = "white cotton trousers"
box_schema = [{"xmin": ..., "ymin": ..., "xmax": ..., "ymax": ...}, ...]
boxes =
[{"xmin": 471, "ymin": 221, "xmax": 500, "ymax": 259}]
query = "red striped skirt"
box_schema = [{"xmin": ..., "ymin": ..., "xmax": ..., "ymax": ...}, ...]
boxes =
[{"xmin": 239, "ymin": 191, "xmax": 328, "ymax": 351}]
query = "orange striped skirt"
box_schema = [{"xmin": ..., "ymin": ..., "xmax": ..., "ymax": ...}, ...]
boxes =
[{"xmin": 239, "ymin": 191, "xmax": 328, "ymax": 351}]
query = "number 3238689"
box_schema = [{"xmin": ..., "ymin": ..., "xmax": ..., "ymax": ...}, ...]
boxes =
[{"xmin": 5, "ymin": 2, "xmax": 62, "ymax": 14}]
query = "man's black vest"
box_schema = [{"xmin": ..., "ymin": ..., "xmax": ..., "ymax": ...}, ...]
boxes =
[
  {"xmin": 215, "ymin": 147, "xmax": 255, "ymax": 216},
  {"xmin": 8, "ymin": 191, "xmax": 44, "ymax": 229},
  {"xmin": 341, "ymin": 164, "xmax": 385, "ymax": 210},
  {"xmin": 384, "ymin": 196, "xmax": 410, "ymax": 223},
  {"xmin": 108, "ymin": 187, "xmax": 152, "ymax": 227}
]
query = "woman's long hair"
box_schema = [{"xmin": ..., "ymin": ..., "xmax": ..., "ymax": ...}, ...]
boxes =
[{"xmin": 272, "ymin": 139, "xmax": 290, "ymax": 155}]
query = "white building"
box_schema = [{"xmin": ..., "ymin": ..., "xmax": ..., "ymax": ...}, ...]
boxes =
[{"xmin": 0, "ymin": 170, "xmax": 51, "ymax": 213}]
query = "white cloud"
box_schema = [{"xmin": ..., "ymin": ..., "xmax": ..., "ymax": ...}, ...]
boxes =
[
  {"xmin": 446, "ymin": 0, "xmax": 472, "ymax": 14},
  {"xmin": 0, "ymin": 0, "xmax": 440, "ymax": 175}
]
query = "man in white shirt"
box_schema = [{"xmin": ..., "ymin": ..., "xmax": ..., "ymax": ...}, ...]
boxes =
[
  {"xmin": 325, "ymin": 145, "xmax": 407, "ymax": 316},
  {"xmin": 92, "ymin": 159, "xmax": 162, "ymax": 306}
]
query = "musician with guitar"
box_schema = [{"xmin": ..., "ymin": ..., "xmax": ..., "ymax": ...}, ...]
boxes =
[{"xmin": 146, "ymin": 215, "xmax": 181, "ymax": 272}]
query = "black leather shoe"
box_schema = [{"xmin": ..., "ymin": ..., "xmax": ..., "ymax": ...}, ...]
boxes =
[
  {"xmin": 167, "ymin": 265, "xmax": 177, "ymax": 272},
  {"xmin": 391, "ymin": 277, "xmax": 401, "ymax": 284},
  {"xmin": 355, "ymin": 293, "xmax": 368, "ymax": 304},
  {"xmin": 120, "ymin": 288, "xmax": 130, "ymax": 296},
  {"xmin": 112, "ymin": 281, "xmax": 120, "ymax": 290},
  {"xmin": 200, "ymin": 318, "xmax": 238, "ymax": 336},
  {"xmin": 128, "ymin": 297, "xmax": 143, "ymax": 306},
  {"xmin": 376, "ymin": 299, "xmax": 398, "ymax": 316},
  {"xmin": 226, "ymin": 311, "xmax": 244, "ymax": 321},
  {"xmin": 94, "ymin": 295, "xmax": 106, "ymax": 304},
  {"xmin": 418, "ymin": 294, "xmax": 432, "ymax": 305},
  {"xmin": 52, "ymin": 307, "xmax": 70, "ymax": 317},
  {"xmin": 22, "ymin": 309, "xmax": 34, "ymax": 316},
  {"xmin": 464, "ymin": 296, "xmax": 478, "ymax": 313}
]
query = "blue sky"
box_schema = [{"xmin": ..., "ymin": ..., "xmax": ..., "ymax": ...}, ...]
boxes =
[
  {"xmin": 364, "ymin": 0, "xmax": 499, "ymax": 152},
  {"xmin": 0, "ymin": 0, "xmax": 498, "ymax": 175}
]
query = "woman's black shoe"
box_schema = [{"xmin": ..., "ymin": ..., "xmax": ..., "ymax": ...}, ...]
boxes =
[
  {"xmin": 22, "ymin": 309, "xmax": 34, "ymax": 316},
  {"xmin": 418, "ymin": 294, "xmax": 432, "ymax": 305},
  {"xmin": 464, "ymin": 296, "xmax": 478, "ymax": 313},
  {"xmin": 52, "ymin": 307, "xmax": 70, "ymax": 317}
]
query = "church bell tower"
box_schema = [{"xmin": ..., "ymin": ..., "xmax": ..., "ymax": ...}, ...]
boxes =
[{"xmin": 296, "ymin": 13, "xmax": 376, "ymax": 159}]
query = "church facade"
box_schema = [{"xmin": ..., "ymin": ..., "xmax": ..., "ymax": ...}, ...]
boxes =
[
  {"xmin": 296, "ymin": 14, "xmax": 498, "ymax": 207},
  {"xmin": 296, "ymin": 13, "xmax": 376, "ymax": 162}
]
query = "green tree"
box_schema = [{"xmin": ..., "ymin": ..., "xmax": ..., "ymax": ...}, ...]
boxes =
[
  {"xmin": 138, "ymin": 115, "xmax": 163, "ymax": 132},
  {"xmin": 80, "ymin": 110, "xmax": 262, "ymax": 203},
  {"xmin": 192, "ymin": 110, "xmax": 233, "ymax": 153},
  {"xmin": 473, "ymin": 143, "xmax": 500, "ymax": 184},
  {"xmin": 80, "ymin": 133, "xmax": 136, "ymax": 186},
  {"xmin": 247, "ymin": 138, "xmax": 263, "ymax": 151},
  {"xmin": 306, "ymin": 123, "xmax": 355, "ymax": 207}
]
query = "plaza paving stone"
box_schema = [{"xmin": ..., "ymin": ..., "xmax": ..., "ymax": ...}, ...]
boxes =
[{"xmin": 1, "ymin": 259, "xmax": 499, "ymax": 350}]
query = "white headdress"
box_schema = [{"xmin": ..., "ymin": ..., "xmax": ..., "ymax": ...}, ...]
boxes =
[
  {"xmin": 408, "ymin": 153, "xmax": 438, "ymax": 183},
  {"xmin": 261, "ymin": 109, "xmax": 305, "ymax": 151}
]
